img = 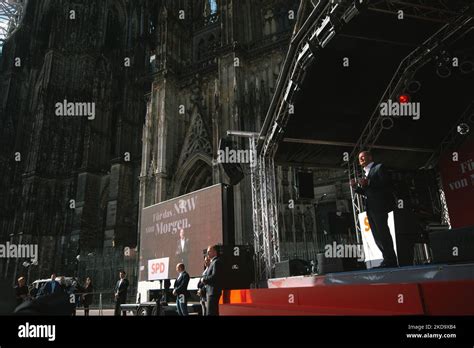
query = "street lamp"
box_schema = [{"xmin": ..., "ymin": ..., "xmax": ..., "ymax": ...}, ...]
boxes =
[
  {"xmin": 6, "ymin": 232, "xmax": 23, "ymax": 285},
  {"xmin": 4, "ymin": 233, "xmax": 14, "ymax": 280},
  {"xmin": 22, "ymin": 260, "xmax": 37, "ymax": 284}
]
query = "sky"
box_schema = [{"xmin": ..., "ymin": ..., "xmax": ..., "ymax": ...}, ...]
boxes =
[
  {"xmin": 0, "ymin": 7, "xmax": 14, "ymax": 53},
  {"xmin": 0, "ymin": 14, "xmax": 11, "ymax": 38}
]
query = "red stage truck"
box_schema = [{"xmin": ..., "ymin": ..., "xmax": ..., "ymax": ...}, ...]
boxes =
[{"xmin": 122, "ymin": 184, "xmax": 234, "ymax": 315}]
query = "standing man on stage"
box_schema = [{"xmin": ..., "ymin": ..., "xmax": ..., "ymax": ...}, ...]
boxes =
[
  {"xmin": 350, "ymin": 150, "xmax": 398, "ymax": 268},
  {"xmin": 202, "ymin": 245, "xmax": 222, "ymax": 316},
  {"xmin": 114, "ymin": 270, "xmax": 129, "ymax": 316},
  {"xmin": 173, "ymin": 263, "xmax": 190, "ymax": 316},
  {"xmin": 197, "ymin": 255, "xmax": 211, "ymax": 316}
]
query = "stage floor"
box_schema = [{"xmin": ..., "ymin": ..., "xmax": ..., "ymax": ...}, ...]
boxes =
[
  {"xmin": 220, "ymin": 263, "xmax": 474, "ymax": 316},
  {"xmin": 267, "ymin": 262, "xmax": 474, "ymax": 288}
]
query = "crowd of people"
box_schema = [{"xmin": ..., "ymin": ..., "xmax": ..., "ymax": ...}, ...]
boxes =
[
  {"xmin": 13, "ymin": 273, "xmax": 94, "ymax": 316},
  {"xmin": 11, "ymin": 243, "xmax": 223, "ymax": 317}
]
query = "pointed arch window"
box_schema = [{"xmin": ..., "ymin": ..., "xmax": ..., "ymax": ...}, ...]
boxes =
[{"xmin": 209, "ymin": 0, "xmax": 218, "ymax": 15}]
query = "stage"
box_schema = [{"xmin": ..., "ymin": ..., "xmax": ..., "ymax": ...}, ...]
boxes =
[{"xmin": 220, "ymin": 263, "xmax": 474, "ymax": 316}]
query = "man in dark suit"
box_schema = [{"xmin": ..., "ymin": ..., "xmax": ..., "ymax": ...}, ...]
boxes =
[
  {"xmin": 197, "ymin": 255, "xmax": 211, "ymax": 316},
  {"xmin": 351, "ymin": 151, "xmax": 398, "ymax": 268},
  {"xmin": 202, "ymin": 245, "xmax": 222, "ymax": 316},
  {"xmin": 114, "ymin": 271, "xmax": 129, "ymax": 316},
  {"xmin": 38, "ymin": 274, "xmax": 61, "ymax": 297},
  {"xmin": 14, "ymin": 277, "xmax": 29, "ymax": 306},
  {"xmin": 172, "ymin": 263, "xmax": 190, "ymax": 316},
  {"xmin": 175, "ymin": 229, "xmax": 190, "ymax": 267}
]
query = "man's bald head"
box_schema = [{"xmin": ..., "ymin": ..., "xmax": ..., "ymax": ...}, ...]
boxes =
[
  {"xmin": 207, "ymin": 245, "xmax": 218, "ymax": 259},
  {"xmin": 358, "ymin": 151, "xmax": 373, "ymax": 167}
]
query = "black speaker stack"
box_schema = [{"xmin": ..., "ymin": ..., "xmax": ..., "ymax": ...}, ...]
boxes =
[
  {"xmin": 215, "ymin": 245, "xmax": 255, "ymax": 289},
  {"xmin": 218, "ymin": 137, "xmax": 244, "ymax": 186},
  {"xmin": 429, "ymin": 225, "xmax": 474, "ymax": 264},
  {"xmin": 316, "ymin": 253, "xmax": 366, "ymax": 274},
  {"xmin": 296, "ymin": 171, "xmax": 314, "ymax": 200},
  {"xmin": 274, "ymin": 259, "xmax": 311, "ymax": 278}
]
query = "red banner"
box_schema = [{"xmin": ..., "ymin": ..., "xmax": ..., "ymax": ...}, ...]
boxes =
[{"xmin": 439, "ymin": 139, "xmax": 474, "ymax": 229}]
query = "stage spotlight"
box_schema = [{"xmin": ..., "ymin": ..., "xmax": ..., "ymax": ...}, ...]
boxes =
[
  {"xmin": 435, "ymin": 50, "xmax": 451, "ymax": 78},
  {"xmin": 342, "ymin": 0, "xmax": 368, "ymax": 23},
  {"xmin": 315, "ymin": 16, "xmax": 337, "ymax": 48},
  {"xmin": 381, "ymin": 117, "xmax": 394, "ymax": 130},
  {"xmin": 436, "ymin": 65, "xmax": 451, "ymax": 78},
  {"xmin": 398, "ymin": 94, "xmax": 410, "ymax": 104},
  {"xmin": 460, "ymin": 60, "xmax": 474, "ymax": 74},
  {"xmin": 457, "ymin": 123, "xmax": 470, "ymax": 135},
  {"xmin": 406, "ymin": 80, "xmax": 421, "ymax": 94}
]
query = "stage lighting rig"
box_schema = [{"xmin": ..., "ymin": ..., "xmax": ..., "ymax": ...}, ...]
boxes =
[
  {"xmin": 436, "ymin": 64, "xmax": 451, "ymax": 78},
  {"xmin": 457, "ymin": 123, "xmax": 470, "ymax": 135},
  {"xmin": 342, "ymin": 0, "xmax": 369, "ymax": 23},
  {"xmin": 398, "ymin": 94, "xmax": 410, "ymax": 104},
  {"xmin": 312, "ymin": 16, "xmax": 336, "ymax": 49},
  {"xmin": 309, "ymin": 2, "xmax": 345, "ymax": 51},
  {"xmin": 405, "ymin": 80, "xmax": 421, "ymax": 94},
  {"xmin": 435, "ymin": 49, "xmax": 452, "ymax": 78},
  {"xmin": 309, "ymin": 0, "xmax": 366, "ymax": 54},
  {"xmin": 460, "ymin": 59, "xmax": 474, "ymax": 74}
]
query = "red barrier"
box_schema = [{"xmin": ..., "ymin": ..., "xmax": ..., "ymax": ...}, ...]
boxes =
[
  {"xmin": 220, "ymin": 279, "xmax": 474, "ymax": 315},
  {"xmin": 221, "ymin": 282, "xmax": 425, "ymax": 316},
  {"xmin": 418, "ymin": 280, "xmax": 474, "ymax": 315}
]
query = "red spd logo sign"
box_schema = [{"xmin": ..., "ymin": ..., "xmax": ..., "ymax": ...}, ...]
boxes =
[{"xmin": 148, "ymin": 257, "xmax": 169, "ymax": 280}]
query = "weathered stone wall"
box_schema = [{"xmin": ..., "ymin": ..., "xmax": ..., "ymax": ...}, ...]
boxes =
[
  {"xmin": 0, "ymin": 0, "xmax": 150, "ymax": 288},
  {"xmin": 140, "ymin": 0, "xmax": 299, "ymax": 247},
  {"xmin": 0, "ymin": 0, "xmax": 300, "ymax": 291}
]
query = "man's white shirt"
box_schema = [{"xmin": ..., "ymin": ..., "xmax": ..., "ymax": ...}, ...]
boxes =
[
  {"xmin": 364, "ymin": 162, "xmax": 375, "ymax": 177},
  {"xmin": 116, "ymin": 279, "xmax": 123, "ymax": 295}
]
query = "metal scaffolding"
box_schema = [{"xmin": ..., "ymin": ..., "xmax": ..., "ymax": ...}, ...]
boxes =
[
  {"xmin": 423, "ymin": 102, "xmax": 474, "ymax": 170},
  {"xmin": 250, "ymin": 138, "xmax": 282, "ymax": 281},
  {"xmin": 0, "ymin": 0, "xmax": 25, "ymax": 52},
  {"xmin": 424, "ymin": 102, "xmax": 474, "ymax": 229},
  {"xmin": 252, "ymin": 0, "xmax": 474, "ymax": 281},
  {"xmin": 249, "ymin": 136, "xmax": 266, "ymax": 281},
  {"xmin": 254, "ymin": 0, "xmax": 365, "ymax": 280},
  {"xmin": 347, "ymin": 10, "xmax": 474, "ymax": 241},
  {"xmin": 368, "ymin": 0, "xmax": 464, "ymax": 23}
]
